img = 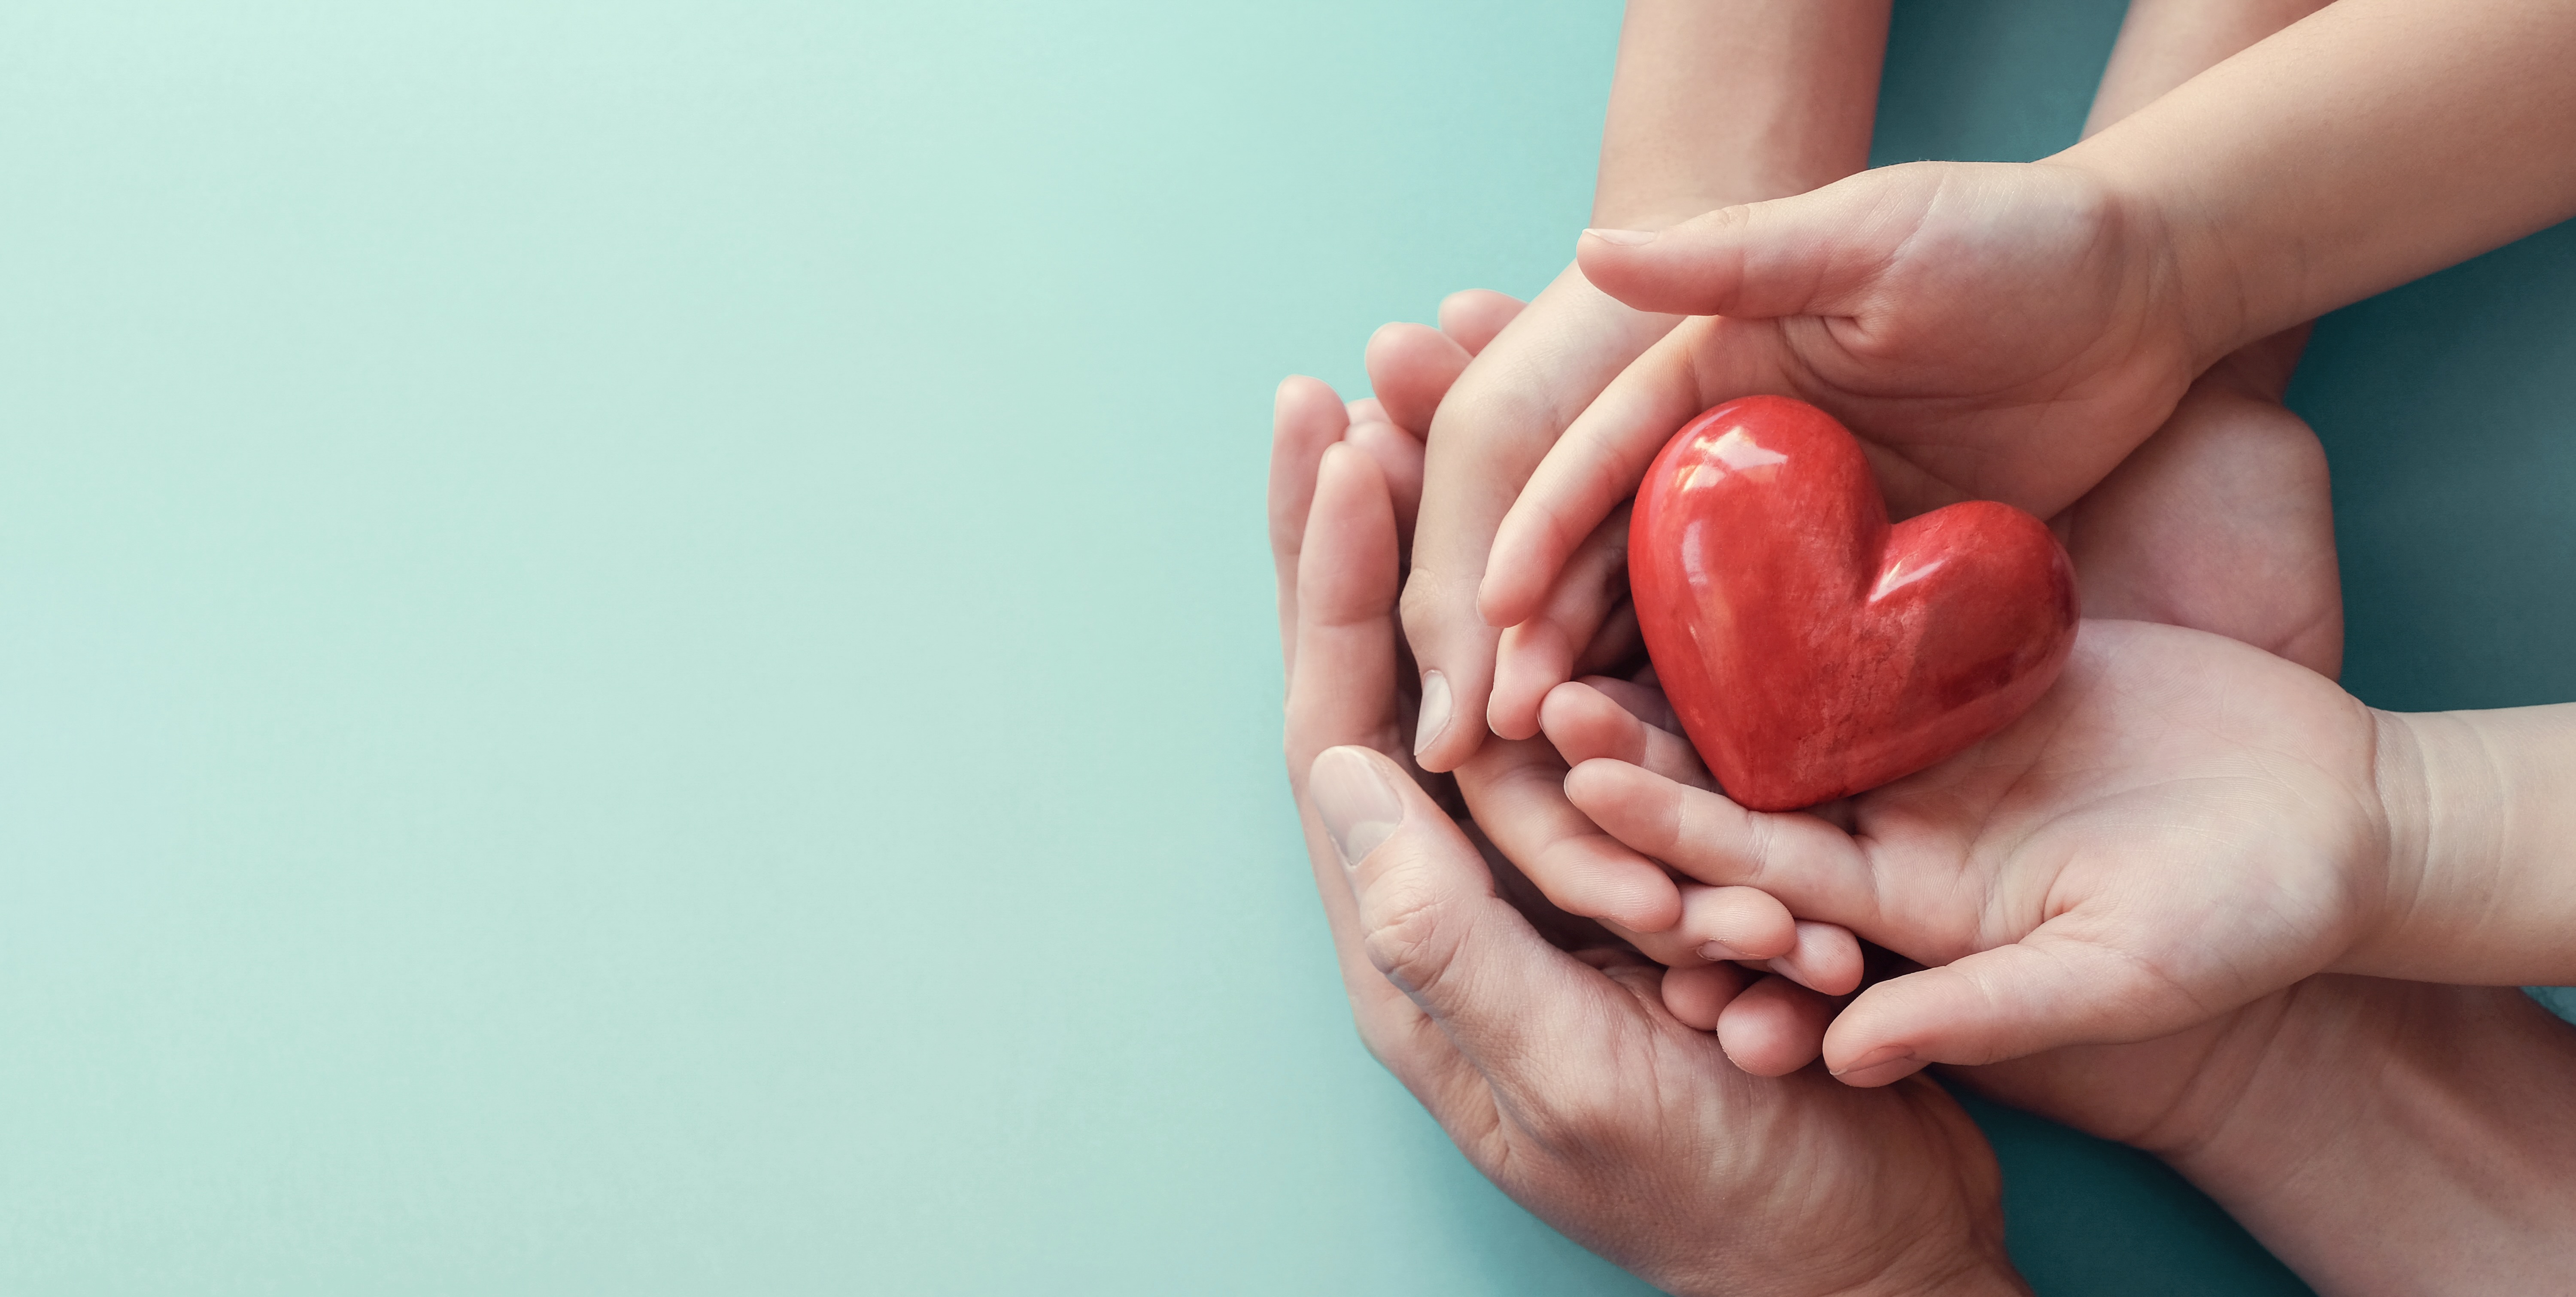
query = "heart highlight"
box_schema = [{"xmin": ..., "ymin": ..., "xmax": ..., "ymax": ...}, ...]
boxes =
[{"xmin": 1628, "ymin": 396, "xmax": 2078, "ymax": 811}]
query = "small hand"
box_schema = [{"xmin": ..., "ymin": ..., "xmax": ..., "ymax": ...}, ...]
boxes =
[
  {"xmin": 1559, "ymin": 618, "xmax": 2393, "ymax": 1085},
  {"xmin": 1484, "ymin": 160, "xmax": 2206, "ymax": 632},
  {"xmin": 1394, "ymin": 266, "xmax": 1683, "ymax": 775}
]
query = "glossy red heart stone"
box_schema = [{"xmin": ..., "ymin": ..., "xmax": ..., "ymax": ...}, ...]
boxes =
[{"xmin": 1628, "ymin": 396, "xmax": 2078, "ymax": 811}]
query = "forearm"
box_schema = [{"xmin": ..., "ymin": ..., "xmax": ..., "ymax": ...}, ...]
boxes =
[
  {"xmin": 2083, "ymin": 0, "xmax": 2332, "ymax": 137},
  {"xmin": 2358, "ymin": 703, "xmax": 2576, "ymax": 984},
  {"xmin": 2162, "ymin": 980, "xmax": 2576, "ymax": 1296},
  {"xmin": 2052, "ymin": 0, "xmax": 2576, "ymax": 364},
  {"xmin": 1594, "ymin": 0, "xmax": 1888, "ymax": 228}
]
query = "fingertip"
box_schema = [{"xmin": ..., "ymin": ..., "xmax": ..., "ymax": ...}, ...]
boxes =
[
  {"xmin": 1437, "ymin": 288, "xmax": 1527, "ymax": 355},
  {"xmin": 1716, "ymin": 977, "xmax": 1831, "ymax": 1077},
  {"xmin": 1488, "ymin": 621, "xmax": 1571, "ymax": 742},
  {"xmin": 1558, "ymin": 755, "xmax": 1626, "ymax": 807},
  {"xmin": 1364, "ymin": 321, "xmax": 1471, "ymax": 435},
  {"xmin": 1660, "ymin": 963, "xmax": 1741, "ymax": 1033},
  {"xmin": 1769, "ymin": 921, "xmax": 1864, "ymax": 997},
  {"xmin": 1828, "ymin": 1048, "xmax": 1928, "ymax": 1089},
  {"xmin": 1680, "ymin": 886, "xmax": 1794, "ymax": 961},
  {"xmin": 1276, "ymin": 374, "xmax": 1343, "ymax": 419},
  {"xmin": 1822, "ymin": 987, "xmax": 1928, "ymax": 1087}
]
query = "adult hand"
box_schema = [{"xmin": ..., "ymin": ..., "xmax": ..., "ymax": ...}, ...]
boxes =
[
  {"xmin": 1270, "ymin": 386, "xmax": 2028, "ymax": 1297},
  {"xmin": 2059, "ymin": 326, "xmax": 2340, "ymax": 677}
]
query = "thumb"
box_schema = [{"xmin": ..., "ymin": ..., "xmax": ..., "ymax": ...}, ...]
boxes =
[
  {"xmin": 1820, "ymin": 926, "xmax": 2225, "ymax": 1087},
  {"xmin": 1308, "ymin": 746, "xmax": 1619, "ymax": 1075},
  {"xmin": 1577, "ymin": 166, "xmax": 1934, "ymax": 320}
]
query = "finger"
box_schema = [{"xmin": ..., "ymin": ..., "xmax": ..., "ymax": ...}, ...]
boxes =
[
  {"xmin": 1343, "ymin": 417, "xmax": 1427, "ymax": 539},
  {"xmin": 1311, "ymin": 744, "xmax": 1642, "ymax": 1095},
  {"xmin": 1714, "ymin": 975, "xmax": 1835, "ymax": 1077},
  {"xmin": 1288, "ymin": 444, "xmax": 1404, "ymax": 775},
  {"xmin": 1659, "ymin": 961, "xmax": 1750, "ymax": 1033},
  {"xmin": 1476, "ymin": 324, "xmax": 1709, "ymax": 630},
  {"xmin": 1271, "ymin": 375, "xmax": 1349, "ymax": 676},
  {"xmin": 1568, "ymin": 600, "xmax": 1643, "ymax": 678},
  {"xmin": 1574, "ymin": 173, "xmax": 1910, "ymax": 320},
  {"xmin": 1489, "ymin": 504, "xmax": 1631, "ymax": 741},
  {"xmin": 1438, "ymin": 289, "xmax": 1527, "ymax": 355},
  {"xmin": 1755, "ymin": 921, "xmax": 1865, "ymax": 997},
  {"xmin": 1572, "ymin": 675, "xmax": 1683, "ymax": 742},
  {"xmin": 1405, "ymin": 266, "xmax": 1679, "ymax": 776},
  {"xmin": 1287, "ymin": 451, "xmax": 1474, "ymax": 1093},
  {"xmin": 1822, "ymin": 924, "xmax": 2225, "ymax": 1086},
  {"xmin": 1674, "ymin": 883, "xmax": 1795, "ymax": 962},
  {"xmin": 1561, "ymin": 758, "xmax": 1880, "ymax": 925},
  {"xmin": 1346, "ymin": 396, "xmax": 1388, "ymax": 426},
  {"xmin": 1364, "ymin": 322, "xmax": 1473, "ymax": 436},
  {"xmin": 1539, "ymin": 680, "xmax": 1713, "ymax": 793},
  {"xmin": 1455, "ymin": 736, "xmax": 1682, "ymax": 935}
]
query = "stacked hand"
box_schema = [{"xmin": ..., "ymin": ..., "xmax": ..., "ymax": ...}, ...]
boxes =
[{"xmin": 1271, "ymin": 372, "xmax": 2027, "ymax": 1297}]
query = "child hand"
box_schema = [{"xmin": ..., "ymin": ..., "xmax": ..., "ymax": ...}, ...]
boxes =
[
  {"xmin": 1555, "ymin": 619, "xmax": 2397, "ymax": 1086},
  {"xmin": 1481, "ymin": 159, "xmax": 2208, "ymax": 632}
]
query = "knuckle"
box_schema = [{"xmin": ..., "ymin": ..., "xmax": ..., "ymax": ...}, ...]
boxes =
[
  {"xmin": 1397, "ymin": 572, "xmax": 1448, "ymax": 639},
  {"xmin": 1358, "ymin": 872, "xmax": 1454, "ymax": 997}
]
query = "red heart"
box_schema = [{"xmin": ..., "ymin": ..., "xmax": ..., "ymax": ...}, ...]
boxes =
[{"xmin": 1628, "ymin": 397, "xmax": 2078, "ymax": 811}]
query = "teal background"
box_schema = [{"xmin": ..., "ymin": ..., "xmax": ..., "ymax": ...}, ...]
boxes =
[{"xmin": 1, "ymin": 1, "xmax": 2568, "ymax": 1293}]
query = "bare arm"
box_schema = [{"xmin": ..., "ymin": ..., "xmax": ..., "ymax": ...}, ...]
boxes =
[{"xmin": 2059, "ymin": 0, "xmax": 2576, "ymax": 363}]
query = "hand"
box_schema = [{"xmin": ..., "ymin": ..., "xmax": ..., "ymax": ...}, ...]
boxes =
[
  {"xmin": 2057, "ymin": 326, "xmax": 2341, "ymax": 677},
  {"xmin": 1482, "ymin": 160, "xmax": 2205, "ymax": 632},
  {"xmin": 1543, "ymin": 656, "xmax": 2576, "ymax": 1294},
  {"xmin": 1337, "ymin": 301, "xmax": 1868, "ymax": 1033},
  {"xmin": 1400, "ymin": 265, "xmax": 1682, "ymax": 774},
  {"xmin": 1956, "ymin": 977, "xmax": 2576, "ymax": 1295},
  {"xmin": 1270, "ymin": 381, "xmax": 2029, "ymax": 1297},
  {"xmin": 1558, "ymin": 618, "xmax": 2396, "ymax": 1085}
]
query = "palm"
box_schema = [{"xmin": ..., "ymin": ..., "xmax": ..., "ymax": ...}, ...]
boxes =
[{"xmin": 1828, "ymin": 620, "xmax": 2386, "ymax": 1063}]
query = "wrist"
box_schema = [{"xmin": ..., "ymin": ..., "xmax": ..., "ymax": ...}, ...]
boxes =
[
  {"xmin": 2042, "ymin": 141, "xmax": 2261, "ymax": 374},
  {"xmin": 2156, "ymin": 978, "xmax": 2576, "ymax": 1295},
  {"xmin": 2344, "ymin": 708, "xmax": 2508, "ymax": 981}
]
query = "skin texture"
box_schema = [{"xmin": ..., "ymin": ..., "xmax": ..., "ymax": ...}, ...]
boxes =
[{"xmin": 1273, "ymin": 407, "xmax": 2030, "ymax": 1297}]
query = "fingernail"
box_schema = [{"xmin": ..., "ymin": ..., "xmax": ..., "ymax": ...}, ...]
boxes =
[
  {"xmin": 1413, "ymin": 671, "xmax": 1452, "ymax": 756},
  {"xmin": 1582, "ymin": 228, "xmax": 1658, "ymax": 246},
  {"xmin": 1311, "ymin": 747, "xmax": 1404, "ymax": 869},
  {"xmin": 1830, "ymin": 1044, "xmax": 1920, "ymax": 1087},
  {"xmin": 1697, "ymin": 941, "xmax": 1748, "ymax": 963}
]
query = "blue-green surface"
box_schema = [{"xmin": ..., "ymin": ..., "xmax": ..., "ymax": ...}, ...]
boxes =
[{"xmin": 0, "ymin": 2, "xmax": 2567, "ymax": 1293}]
